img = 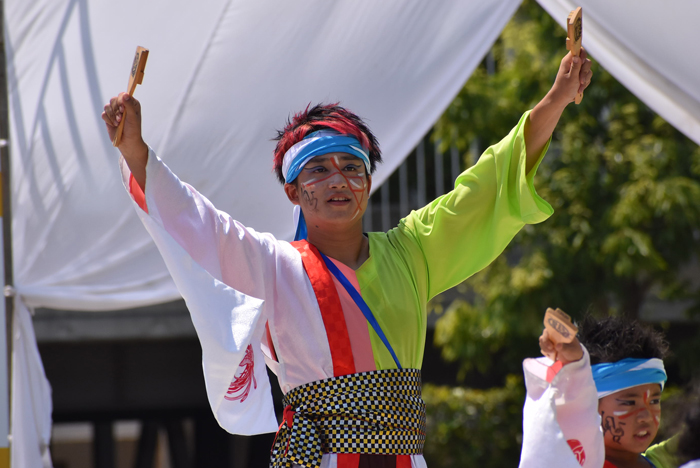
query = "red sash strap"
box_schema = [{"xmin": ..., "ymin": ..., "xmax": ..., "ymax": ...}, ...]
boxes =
[
  {"xmin": 338, "ymin": 454, "xmax": 411, "ymax": 468},
  {"xmin": 338, "ymin": 454, "xmax": 360, "ymax": 468},
  {"xmin": 292, "ymin": 240, "xmax": 356, "ymax": 377}
]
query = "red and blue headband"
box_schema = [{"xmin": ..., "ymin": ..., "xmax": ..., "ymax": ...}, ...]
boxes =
[{"xmin": 282, "ymin": 130, "xmax": 370, "ymax": 183}]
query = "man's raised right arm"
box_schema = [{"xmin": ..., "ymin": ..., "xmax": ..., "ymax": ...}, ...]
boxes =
[{"xmin": 102, "ymin": 92, "xmax": 149, "ymax": 190}]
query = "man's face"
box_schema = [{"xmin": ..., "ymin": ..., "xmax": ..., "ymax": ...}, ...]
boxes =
[
  {"xmin": 598, "ymin": 383, "xmax": 662, "ymax": 456},
  {"xmin": 285, "ymin": 152, "xmax": 371, "ymax": 229}
]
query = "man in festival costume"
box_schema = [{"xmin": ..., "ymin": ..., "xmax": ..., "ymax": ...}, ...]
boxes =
[
  {"xmin": 101, "ymin": 47, "xmax": 592, "ymax": 467},
  {"xmin": 577, "ymin": 315, "xmax": 675, "ymax": 468}
]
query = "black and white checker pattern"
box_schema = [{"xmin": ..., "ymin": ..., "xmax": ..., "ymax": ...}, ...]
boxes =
[{"xmin": 270, "ymin": 369, "xmax": 426, "ymax": 468}]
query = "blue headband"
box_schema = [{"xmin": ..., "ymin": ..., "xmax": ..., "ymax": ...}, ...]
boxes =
[
  {"xmin": 283, "ymin": 130, "xmax": 370, "ymax": 241},
  {"xmin": 591, "ymin": 357, "xmax": 667, "ymax": 399},
  {"xmin": 282, "ymin": 130, "xmax": 370, "ymax": 183}
]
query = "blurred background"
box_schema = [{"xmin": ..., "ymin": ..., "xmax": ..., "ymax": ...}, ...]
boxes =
[{"xmin": 6, "ymin": 0, "xmax": 699, "ymax": 467}]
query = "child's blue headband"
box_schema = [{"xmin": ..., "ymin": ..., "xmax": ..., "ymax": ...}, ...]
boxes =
[{"xmin": 591, "ymin": 357, "xmax": 667, "ymax": 399}]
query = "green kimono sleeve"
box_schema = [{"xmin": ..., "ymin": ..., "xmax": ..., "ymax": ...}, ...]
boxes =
[
  {"xmin": 398, "ymin": 110, "xmax": 553, "ymax": 299},
  {"xmin": 644, "ymin": 435, "xmax": 679, "ymax": 468}
]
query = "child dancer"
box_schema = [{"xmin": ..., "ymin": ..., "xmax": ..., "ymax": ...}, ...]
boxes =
[{"xmin": 578, "ymin": 315, "xmax": 673, "ymax": 468}]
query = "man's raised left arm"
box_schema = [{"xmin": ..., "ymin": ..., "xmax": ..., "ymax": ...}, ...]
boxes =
[{"xmin": 525, "ymin": 48, "xmax": 593, "ymax": 173}]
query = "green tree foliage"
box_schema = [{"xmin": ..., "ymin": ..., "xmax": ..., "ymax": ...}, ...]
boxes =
[
  {"xmin": 433, "ymin": 0, "xmax": 700, "ymax": 379},
  {"xmin": 423, "ymin": 376, "xmax": 525, "ymax": 468}
]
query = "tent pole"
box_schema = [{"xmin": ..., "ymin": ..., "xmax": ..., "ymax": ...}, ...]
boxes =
[{"xmin": 0, "ymin": 0, "xmax": 13, "ymax": 465}]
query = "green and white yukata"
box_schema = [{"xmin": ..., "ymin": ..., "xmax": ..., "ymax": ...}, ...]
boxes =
[{"xmin": 122, "ymin": 111, "xmax": 552, "ymax": 468}]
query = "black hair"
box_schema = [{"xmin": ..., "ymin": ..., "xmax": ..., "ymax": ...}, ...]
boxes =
[{"xmin": 576, "ymin": 314, "xmax": 669, "ymax": 365}]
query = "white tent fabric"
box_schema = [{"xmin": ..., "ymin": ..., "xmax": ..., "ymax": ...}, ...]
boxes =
[
  {"xmin": 11, "ymin": 301, "xmax": 53, "ymax": 468},
  {"xmin": 9, "ymin": 0, "xmax": 523, "ymax": 311},
  {"xmin": 537, "ymin": 0, "xmax": 700, "ymax": 146},
  {"xmin": 6, "ymin": 0, "xmax": 700, "ymax": 465},
  {"xmin": 7, "ymin": 0, "xmax": 523, "ymax": 465}
]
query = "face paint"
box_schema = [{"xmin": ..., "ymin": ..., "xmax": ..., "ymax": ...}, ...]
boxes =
[
  {"xmin": 598, "ymin": 383, "xmax": 661, "ymax": 456},
  {"xmin": 296, "ymin": 153, "xmax": 368, "ymax": 225},
  {"xmin": 330, "ymin": 156, "xmax": 367, "ymax": 220},
  {"xmin": 601, "ymin": 411, "xmax": 626, "ymax": 443},
  {"xmin": 615, "ymin": 389, "xmax": 661, "ymax": 427},
  {"xmin": 299, "ymin": 180, "xmax": 320, "ymax": 212}
]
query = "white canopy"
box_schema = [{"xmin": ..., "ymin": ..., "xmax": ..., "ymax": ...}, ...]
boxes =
[
  {"xmin": 7, "ymin": 0, "xmax": 700, "ymax": 466},
  {"xmin": 537, "ymin": 0, "xmax": 700, "ymax": 146}
]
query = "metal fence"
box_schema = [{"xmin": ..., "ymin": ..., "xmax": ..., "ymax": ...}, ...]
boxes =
[{"xmin": 363, "ymin": 133, "xmax": 470, "ymax": 232}]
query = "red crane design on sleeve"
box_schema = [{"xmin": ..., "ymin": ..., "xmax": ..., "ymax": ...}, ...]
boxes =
[
  {"xmin": 567, "ymin": 439, "xmax": 586, "ymax": 466},
  {"xmin": 225, "ymin": 344, "xmax": 257, "ymax": 403}
]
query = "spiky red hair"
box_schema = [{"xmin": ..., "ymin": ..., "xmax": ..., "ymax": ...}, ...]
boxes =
[{"xmin": 273, "ymin": 103, "xmax": 382, "ymax": 184}]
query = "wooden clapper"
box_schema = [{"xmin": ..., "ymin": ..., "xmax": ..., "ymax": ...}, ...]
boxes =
[
  {"xmin": 566, "ymin": 7, "xmax": 584, "ymax": 104},
  {"xmin": 112, "ymin": 46, "xmax": 149, "ymax": 147},
  {"xmin": 543, "ymin": 307, "xmax": 578, "ymax": 361}
]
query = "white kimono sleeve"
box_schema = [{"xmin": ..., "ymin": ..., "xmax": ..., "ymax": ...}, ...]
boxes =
[
  {"xmin": 518, "ymin": 346, "xmax": 604, "ymax": 468},
  {"xmin": 120, "ymin": 149, "xmax": 278, "ymax": 434}
]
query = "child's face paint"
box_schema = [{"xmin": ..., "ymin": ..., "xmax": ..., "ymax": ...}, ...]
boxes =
[
  {"xmin": 598, "ymin": 383, "xmax": 662, "ymax": 457},
  {"xmin": 293, "ymin": 152, "xmax": 370, "ymax": 226}
]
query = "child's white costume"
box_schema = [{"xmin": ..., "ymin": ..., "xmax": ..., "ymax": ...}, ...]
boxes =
[{"xmin": 519, "ymin": 347, "xmax": 605, "ymax": 468}]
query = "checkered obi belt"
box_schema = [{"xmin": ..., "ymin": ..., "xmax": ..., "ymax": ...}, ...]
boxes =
[{"xmin": 270, "ymin": 368, "xmax": 426, "ymax": 468}]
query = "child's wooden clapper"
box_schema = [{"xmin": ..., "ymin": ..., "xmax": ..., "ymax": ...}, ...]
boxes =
[
  {"xmin": 543, "ymin": 307, "xmax": 578, "ymax": 361},
  {"xmin": 566, "ymin": 7, "xmax": 584, "ymax": 104},
  {"xmin": 112, "ymin": 46, "xmax": 149, "ymax": 147}
]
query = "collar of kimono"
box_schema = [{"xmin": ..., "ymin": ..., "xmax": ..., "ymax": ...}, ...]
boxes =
[{"xmin": 591, "ymin": 357, "xmax": 667, "ymax": 399}]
